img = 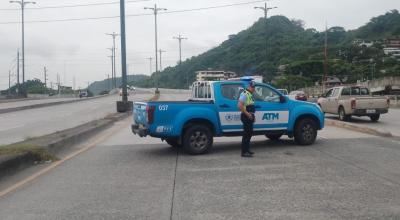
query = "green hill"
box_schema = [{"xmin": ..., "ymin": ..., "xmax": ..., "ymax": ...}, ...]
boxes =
[{"xmin": 136, "ymin": 10, "xmax": 400, "ymax": 90}]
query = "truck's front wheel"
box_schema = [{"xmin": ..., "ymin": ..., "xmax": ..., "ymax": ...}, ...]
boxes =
[
  {"xmin": 183, "ymin": 125, "xmax": 213, "ymax": 155},
  {"xmin": 294, "ymin": 118, "xmax": 318, "ymax": 145}
]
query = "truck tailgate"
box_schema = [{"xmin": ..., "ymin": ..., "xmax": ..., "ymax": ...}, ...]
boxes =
[{"xmin": 355, "ymin": 97, "xmax": 388, "ymax": 109}]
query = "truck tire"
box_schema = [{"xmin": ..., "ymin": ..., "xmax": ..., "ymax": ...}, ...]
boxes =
[
  {"xmin": 370, "ymin": 114, "xmax": 380, "ymax": 122},
  {"xmin": 338, "ymin": 107, "xmax": 351, "ymax": 121},
  {"xmin": 183, "ymin": 125, "xmax": 213, "ymax": 155},
  {"xmin": 265, "ymin": 133, "xmax": 284, "ymax": 141},
  {"xmin": 166, "ymin": 138, "xmax": 181, "ymax": 148},
  {"xmin": 294, "ymin": 118, "xmax": 318, "ymax": 145}
]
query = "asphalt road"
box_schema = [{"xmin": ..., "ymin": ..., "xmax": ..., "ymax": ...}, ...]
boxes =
[
  {"xmin": 0, "ymin": 114, "xmax": 399, "ymax": 218},
  {"xmin": 1, "ymin": 90, "xmax": 399, "ymax": 219},
  {"xmin": 0, "ymin": 92, "xmax": 152, "ymax": 145},
  {"xmin": 326, "ymin": 108, "xmax": 400, "ymax": 137}
]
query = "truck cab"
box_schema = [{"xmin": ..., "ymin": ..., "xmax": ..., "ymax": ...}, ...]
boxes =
[{"xmin": 132, "ymin": 79, "xmax": 325, "ymax": 154}]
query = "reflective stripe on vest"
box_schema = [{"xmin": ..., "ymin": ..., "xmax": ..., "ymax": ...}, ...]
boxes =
[{"xmin": 243, "ymin": 90, "xmax": 254, "ymax": 106}]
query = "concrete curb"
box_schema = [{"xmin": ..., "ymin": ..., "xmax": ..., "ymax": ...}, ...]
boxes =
[
  {"xmin": 325, "ymin": 119, "xmax": 393, "ymax": 138},
  {"xmin": 0, "ymin": 112, "xmax": 130, "ymax": 179},
  {"xmin": 0, "ymin": 95, "xmax": 109, "ymax": 114}
]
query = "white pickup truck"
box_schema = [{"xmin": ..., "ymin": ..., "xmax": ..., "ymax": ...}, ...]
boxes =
[{"xmin": 317, "ymin": 86, "xmax": 390, "ymax": 121}]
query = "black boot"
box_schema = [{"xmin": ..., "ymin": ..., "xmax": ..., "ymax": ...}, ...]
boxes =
[{"xmin": 241, "ymin": 152, "xmax": 253, "ymax": 157}]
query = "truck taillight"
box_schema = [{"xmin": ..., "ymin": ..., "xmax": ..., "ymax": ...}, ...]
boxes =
[
  {"xmin": 351, "ymin": 99, "xmax": 356, "ymax": 109},
  {"xmin": 146, "ymin": 106, "xmax": 155, "ymax": 124}
]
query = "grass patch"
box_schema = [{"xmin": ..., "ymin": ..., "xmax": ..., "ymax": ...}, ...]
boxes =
[{"xmin": 0, "ymin": 144, "xmax": 58, "ymax": 162}]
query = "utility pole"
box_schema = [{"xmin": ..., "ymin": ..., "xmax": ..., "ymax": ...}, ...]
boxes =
[
  {"xmin": 159, "ymin": 49, "xmax": 166, "ymax": 71},
  {"xmin": 8, "ymin": 70, "xmax": 11, "ymax": 94},
  {"xmin": 119, "ymin": 0, "xmax": 128, "ymax": 104},
  {"xmin": 254, "ymin": 2, "xmax": 277, "ymax": 78},
  {"xmin": 17, "ymin": 50, "xmax": 20, "ymax": 96},
  {"xmin": 323, "ymin": 23, "xmax": 328, "ymax": 93},
  {"xmin": 173, "ymin": 34, "xmax": 188, "ymax": 86},
  {"xmin": 106, "ymin": 32, "xmax": 119, "ymax": 89},
  {"xmin": 10, "ymin": 0, "xmax": 36, "ymax": 97},
  {"xmin": 147, "ymin": 57, "xmax": 153, "ymax": 75},
  {"xmin": 145, "ymin": 4, "xmax": 167, "ymax": 92},
  {"xmin": 108, "ymin": 74, "xmax": 110, "ymax": 91},
  {"xmin": 57, "ymin": 73, "xmax": 60, "ymax": 95},
  {"xmin": 107, "ymin": 52, "xmax": 114, "ymax": 89},
  {"xmin": 43, "ymin": 66, "xmax": 47, "ymax": 88},
  {"xmin": 173, "ymin": 34, "xmax": 187, "ymax": 65}
]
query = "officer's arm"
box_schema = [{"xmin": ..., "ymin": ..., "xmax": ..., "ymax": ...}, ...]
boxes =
[{"xmin": 238, "ymin": 101, "xmax": 251, "ymax": 118}]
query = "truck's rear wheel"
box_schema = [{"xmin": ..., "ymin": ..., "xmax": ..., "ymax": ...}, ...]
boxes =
[
  {"xmin": 183, "ymin": 125, "xmax": 213, "ymax": 155},
  {"xmin": 294, "ymin": 118, "xmax": 318, "ymax": 145},
  {"xmin": 338, "ymin": 107, "xmax": 351, "ymax": 121},
  {"xmin": 370, "ymin": 114, "xmax": 380, "ymax": 122},
  {"xmin": 166, "ymin": 138, "xmax": 181, "ymax": 148}
]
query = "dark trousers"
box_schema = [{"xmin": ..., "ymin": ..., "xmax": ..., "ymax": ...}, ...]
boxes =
[{"xmin": 241, "ymin": 113, "xmax": 254, "ymax": 153}]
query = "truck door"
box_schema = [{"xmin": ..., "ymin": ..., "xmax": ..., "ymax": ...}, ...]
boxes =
[
  {"xmin": 216, "ymin": 82, "xmax": 246, "ymax": 132},
  {"xmin": 327, "ymin": 88, "xmax": 340, "ymax": 113},
  {"xmin": 252, "ymin": 85, "xmax": 289, "ymax": 131}
]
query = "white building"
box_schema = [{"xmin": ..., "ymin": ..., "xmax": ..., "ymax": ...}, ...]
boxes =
[
  {"xmin": 383, "ymin": 48, "xmax": 400, "ymax": 60},
  {"xmin": 196, "ymin": 70, "xmax": 237, "ymax": 81}
]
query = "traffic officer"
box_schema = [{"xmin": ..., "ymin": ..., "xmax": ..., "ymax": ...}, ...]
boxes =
[{"xmin": 238, "ymin": 81, "xmax": 256, "ymax": 157}]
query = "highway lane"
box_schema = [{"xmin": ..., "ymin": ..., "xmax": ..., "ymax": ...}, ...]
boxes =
[
  {"xmin": 0, "ymin": 97, "xmax": 82, "ymax": 111},
  {"xmin": 0, "ymin": 119, "xmax": 400, "ymax": 219},
  {"xmin": 326, "ymin": 108, "xmax": 400, "ymax": 137},
  {"xmin": 0, "ymin": 93, "xmax": 152, "ymax": 145}
]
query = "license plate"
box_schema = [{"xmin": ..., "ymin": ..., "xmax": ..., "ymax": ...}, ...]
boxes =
[{"xmin": 366, "ymin": 109, "xmax": 376, "ymax": 114}]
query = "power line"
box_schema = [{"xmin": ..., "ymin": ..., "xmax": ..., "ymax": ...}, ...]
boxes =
[
  {"xmin": 0, "ymin": 0, "xmax": 149, "ymax": 11},
  {"xmin": 0, "ymin": 0, "xmax": 267, "ymax": 24}
]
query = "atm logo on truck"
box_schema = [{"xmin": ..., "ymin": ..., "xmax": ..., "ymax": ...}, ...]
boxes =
[{"xmin": 262, "ymin": 113, "xmax": 280, "ymax": 121}]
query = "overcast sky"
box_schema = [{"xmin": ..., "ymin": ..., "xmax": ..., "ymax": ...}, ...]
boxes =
[{"xmin": 0, "ymin": 0, "xmax": 398, "ymax": 90}]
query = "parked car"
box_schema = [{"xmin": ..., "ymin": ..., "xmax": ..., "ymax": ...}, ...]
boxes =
[
  {"xmin": 288, "ymin": 91, "xmax": 308, "ymax": 101},
  {"xmin": 79, "ymin": 91, "xmax": 88, "ymax": 98},
  {"xmin": 317, "ymin": 86, "xmax": 390, "ymax": 121},
  {"xmin": 277, "ymin": 89, "xmax": 288, "ymax": 95},
  {"xmin": 131, "ymin": 79, "xmax": 325, "ymax": 155}
]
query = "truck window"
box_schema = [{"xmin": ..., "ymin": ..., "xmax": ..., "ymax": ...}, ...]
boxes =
[
  {"xmin": 351, "ymin": 87, "xmax": 360, "ymax": 95},
  {"xmin": 332, "ymin": 88, "xmax": 340, "ymax": 97},
  {"xmin": 341, "ymin": 88, "xmax": 350, "ymax": 96},
  {"xmin": 193, "ymin": 82, "xmax": 211, "ymax": 99},
  {"xmin": 221, "ymin": 84, "xmax": 243, "ymax": 100},
  {"xmin": 325, "ymin": 89, "xmax": 333, "ymax": 97},
  {"xmin": 254, "ymin": 86, "xmax": 280, "ymax": 103},
  {"xmin": 360, "ymin": 88, "xmax": 369, "ymax": 95}
]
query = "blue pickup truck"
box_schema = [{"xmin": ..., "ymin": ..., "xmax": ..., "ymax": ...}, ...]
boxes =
[{"xmin": 132, "ymin": 79, "xmax": 325, "ymax": 154}]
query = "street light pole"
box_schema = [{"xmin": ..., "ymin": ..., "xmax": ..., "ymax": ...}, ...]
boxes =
[
  {"xmin": 10, "ymin": 0, "xmax": 36, "ymax": 97},
  {"xmin": 145, "ymin": 4, "xmax": 167, "ymax": 92},
  {"xmin": 254, "ymin": 2, "xmax": 277, "ymax": 78}
]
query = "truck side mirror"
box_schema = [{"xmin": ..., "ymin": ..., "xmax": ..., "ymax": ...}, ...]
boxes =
[{"xmin": 280, "ymin": 96, "xmax": 286, "ymax": 103}]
